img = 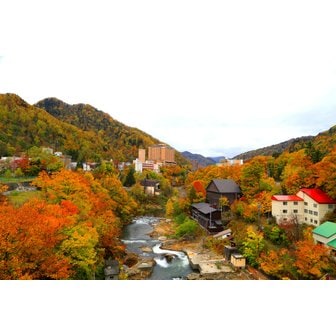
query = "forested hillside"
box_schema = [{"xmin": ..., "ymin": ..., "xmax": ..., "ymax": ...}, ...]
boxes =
[
  {"xmin": 233, "ymin": 124, "xmax": 336, "ymax": 161},
  {"xmin": 233, "ymin": 136, "xmax": 314, "ymax": 160},
  {"xmin": 0, "ymin": 94, "xmax": 189, "ymax": 165},
  {"xmin": 35, "ymin": 98, "xmax": 189, "ymax": 165},
  {"xmin": 0, "ymin": 93, "xmax": 107, "ymax": 162}
]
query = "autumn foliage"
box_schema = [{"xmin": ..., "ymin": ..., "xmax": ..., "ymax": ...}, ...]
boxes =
[
  {"xmin": 0, "ymin": 169, "xmax": 138, "ymax": 279},
  {"xmin": 0, "ymin": 199, "xmax": 75, "ymax": 279}
]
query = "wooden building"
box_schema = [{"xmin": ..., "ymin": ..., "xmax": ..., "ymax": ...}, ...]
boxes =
[
  {"xmin": 191, "ymin": 202, "xmax": 223, "ymax": 233},
  {"xmin": 140, "ymin": 179, "xmax": 160, "ymax": 196},
  {"xmin": 104, "ymin": 258, "xmax": 120, "ymax": 280},
  {"xmin": 206, "ymin": 179, "xmax": 242, "ymax": 208}
]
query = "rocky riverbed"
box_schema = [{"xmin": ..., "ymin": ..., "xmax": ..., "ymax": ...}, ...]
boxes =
[{"xmin": 122, "ymin": 217, "xmax": 264, "ymax": 280}]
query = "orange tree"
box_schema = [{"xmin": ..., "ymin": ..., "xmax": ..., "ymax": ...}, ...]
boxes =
[
  {"xmin": 0, "ymin": 199, "xmax": 76, "ymax": 279},
  {"xmin": 293, "ymin": 228, "xmax": 332, "ymax": 279}
]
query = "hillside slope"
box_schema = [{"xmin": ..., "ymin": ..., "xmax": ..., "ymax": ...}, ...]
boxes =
[
  {"xmin": 0, "ymin": 93, "xmax": 107, "ymax": 161},
  {"xmin": 0, "ymin": 94, "xmax": 189, "ymax": 165},
  {"xmin": 35, "ymin": 97, "xmax": 189, "ymax": 165},
  {"xmin": 232, "ymin": 136, "xmax": 315, "ymax": 160}
]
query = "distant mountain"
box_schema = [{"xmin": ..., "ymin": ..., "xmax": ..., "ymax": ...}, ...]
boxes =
[
  {"xmin": 181, "ymin": 151, "xmax": 216, "ymax": 168},
  {"xmin": 232, "ymin": 136, "xmax": 315, "ymax": 160},
  {"xmin": 209, "ymin": 156, "xmax": 227, "ymax": 163},
  {"xmin": 0, "ymin": 94, "xmax": 189, "ymax": 165}
]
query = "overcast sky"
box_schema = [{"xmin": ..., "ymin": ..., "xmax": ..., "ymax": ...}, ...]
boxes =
[{"xmin": 1, "ymin": 1, "xmax": 336, "ymax": 158}]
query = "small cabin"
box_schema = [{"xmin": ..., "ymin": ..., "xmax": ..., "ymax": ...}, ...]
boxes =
[
  {"xmin": 224, "ymin": 245, "xmax": 237, "ymax": 261},
  {"xmin": 140, "ymin": 179, "xmax": 160, "ymax": 196},
  {"xmin": 104, "ymin": 259, "xmax": 120, "ymax": 280},
  {"xmin": 230, "ymin": 253, "xmax": 246, "ymax": 269}
]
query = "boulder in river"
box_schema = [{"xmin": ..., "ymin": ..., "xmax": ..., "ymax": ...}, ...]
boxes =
[{"xmin": 164, "ymin": 254, "xmax": 175, "ymax": 263}]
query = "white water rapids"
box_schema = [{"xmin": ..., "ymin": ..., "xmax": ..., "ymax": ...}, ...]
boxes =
[{"xmin": 121, "ymin": 216, "xmax": 193, "ymax": 279}]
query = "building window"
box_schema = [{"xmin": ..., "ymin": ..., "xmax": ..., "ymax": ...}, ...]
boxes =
[
  {"xmin": 293, "ymin": 209, "xmax": 298, "ymax": 214},
  {"xmin": 314, "ymin": 211, "xmax": 318, "ymax": 216},
  {"xmin": 309, "ymin": 210, "xmax": 313, "ymax": 214},
  {"xmin": 304, "ymin": 209, "xmax": 308, "ymax": 213},
  {"xmin": 283, "ymin": 202, "xmax": 288, "ymax": 205},
  {"xmin": 310, "ymin": 219, "xmax": 313, "ymax": 223},
  {"xmin": 313, "ymin": 203, "xmax": 317, "ymax": 208},
  {"xmin": 294, "ymin": 202, "xmax": 298, "ymax": 205},
  {"xmin": 305, "ymin": 217, "xmax": 307, "ymax": 221},
  {"xmin": 304, "ymin": 202, "xmax": 308, "ymax": 206},
  {"xmin": 314, "ymin": 220, "xmax": 318, "ymax": 224},
  {"xmin": 283, "ymin": 210, "xmax": 288, "ymax": 214},
  {"xmin": 328, "ymin": 204, "xmax": 334, "ymax": 209}
]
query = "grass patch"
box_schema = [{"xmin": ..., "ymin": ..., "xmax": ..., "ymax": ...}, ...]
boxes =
[
  {"xmin": 7, "ymin": 190, "xmax": 42, "ymax": 207},
  {"xmin": 0, "ymin": 176, "xmax": 35, "ymax": 183}
]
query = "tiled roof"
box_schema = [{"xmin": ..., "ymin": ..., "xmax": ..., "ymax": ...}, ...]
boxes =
[
  {"xmin": 313, "ymin": 221, "xmax": 336, "ymax": 238},
  {"xmin": 271, "ymin": 195, "xmax": 303, "ymax": 201},
  {"xmin": 191, "ymin": 202, "xmax": 218, "ymax": 215},
  {"xmin": 300, "ymin": 188, "xmax": 336, "ymax": 204},
  {"xmin": 209, "ymin": 179, "xmax": 241, "ymax": 194}
]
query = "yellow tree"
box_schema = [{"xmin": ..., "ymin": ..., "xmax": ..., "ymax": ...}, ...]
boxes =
[{"xmin": 281, "ymin": 150, "xmax": 315, "ymax": 194}]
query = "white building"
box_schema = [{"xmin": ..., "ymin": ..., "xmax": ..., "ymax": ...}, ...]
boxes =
[
  {"xmin": 271, "ymin": 195, "xmax": 304, "ymax": 224},
  {"xmin": 133, "ymin": 158, "xmax": 143, "ymax": 173},
  {"xmin": 271, "ymin": 188, "xmax": 336, "ymax": 226}
]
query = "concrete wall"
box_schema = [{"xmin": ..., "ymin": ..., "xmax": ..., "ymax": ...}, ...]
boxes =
[{"xmin": 271, "ymin": 200, "xmax": 304, "ymax": 224}]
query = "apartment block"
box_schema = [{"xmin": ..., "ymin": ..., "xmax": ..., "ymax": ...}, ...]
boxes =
[
  {"xmin": 272, "ymin": 188, "xmax": 336, "ymax": 226},
  {"xmin": 148, "ymin": 144, "xmax": 175, "ymax": 163}
]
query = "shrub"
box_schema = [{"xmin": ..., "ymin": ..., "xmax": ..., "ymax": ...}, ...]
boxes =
[
  {"xmin": 173, "ymin": 218, "xmax": 199, "ymax": 240},
  {"xmin": 175, "ymin": 213, "xmax": 187, "ymax": 225}
]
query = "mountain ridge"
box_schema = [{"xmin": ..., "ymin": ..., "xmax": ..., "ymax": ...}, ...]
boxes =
[{"xmin": 0, "ymin": 93, "xmax": 189, "ymax": 165}]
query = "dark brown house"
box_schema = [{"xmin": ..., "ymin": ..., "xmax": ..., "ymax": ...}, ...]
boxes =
[
  {"xmin": 140, "ymin": 179, "xmax": 160, "ymax": 195},
  {"xmin": 206, "ymin": 179, "xmax": 241, "ymax": 208},
  {"xmin": 191, "ymin": 202, "xmax": 223, "ymax": 233}
]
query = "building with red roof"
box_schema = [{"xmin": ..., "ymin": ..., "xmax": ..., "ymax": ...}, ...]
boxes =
[
  {"xmin": 271, "ymin": 188, "xmax": 336, "ymax": 226},
  {"xmin": 271, "ymin": 194, "xmax": 304, "ymax": 224},
  {"xmin": 299, "ymin": 188, "xmax": 336, "ymax": 205}
]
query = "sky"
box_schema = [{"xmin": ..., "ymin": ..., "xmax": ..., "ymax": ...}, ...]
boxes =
[{"xmin": 1, "ymin": 1, "xmax": 336, "ymax": 158}]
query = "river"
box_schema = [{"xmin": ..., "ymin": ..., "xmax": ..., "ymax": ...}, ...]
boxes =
[{"xmin": 121, "ymin": 216, "xmax": 193, "ymax": 280}]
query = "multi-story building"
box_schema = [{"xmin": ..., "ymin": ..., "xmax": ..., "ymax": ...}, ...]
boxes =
[
  {"xmin": 216, "ymin": 159, "xmax": 244, "ymax": 167},
  {"xmin": 271, "ymin": 195, "xmax": 304, "ymax": 224},
  {"xmin": 138, "ymin": 148, "xmax": 146, "ymax": 163},
  {"xmin": 297, "ymin": 188, "xmax": 336, "ymax": 226},
  {"xmin": 148, "ymin": 144, "xmax": 175, "ymax": 164},
  {"xmin": 271, "ymin": 188, "xmax": 336, "ymax": 226}
]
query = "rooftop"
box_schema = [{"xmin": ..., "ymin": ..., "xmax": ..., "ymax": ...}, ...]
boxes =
[
  {"xmin": 208, "ymin": 179, "xmax": 241, "ymax": 194},
  {"xmin": 327, "ymin": 239, "xmax": 336, "ymax": 249},
  {"xmin": 313, "ymin": 221, "xmax": 336, "ymax": 238},
  {"xmin": 271, "ymin": 195, "xmax": 303, "ymax": 202},
  {"xmin": 191, "ymin": 202, "xmax": 218, "ymax": 215},
  {"xmin": 300, "ymin": 188, "xmax": 336, "ymax": 204}
]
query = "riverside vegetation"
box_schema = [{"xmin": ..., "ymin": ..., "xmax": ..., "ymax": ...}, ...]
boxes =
[{"xmin": 2, "ymin": 93, "xmax": 336, "ymax": 279}]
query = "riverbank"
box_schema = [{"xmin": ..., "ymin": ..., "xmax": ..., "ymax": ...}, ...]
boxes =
[
  {"xmin": 149, "ymin": 218, "xmax": 262, "ymax": 280},
  {"xmin": 122, "ymin": 217, "xmax": 266, "ymax": 280}
]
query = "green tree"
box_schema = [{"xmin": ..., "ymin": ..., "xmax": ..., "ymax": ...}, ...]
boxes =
[
  {"xmin": 241, "ymin": 226, "xmax": 265, "ymax": 267},
  {"xmin": 123, "ymin": 166, "xmax": 136, "ymax": 187}
]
